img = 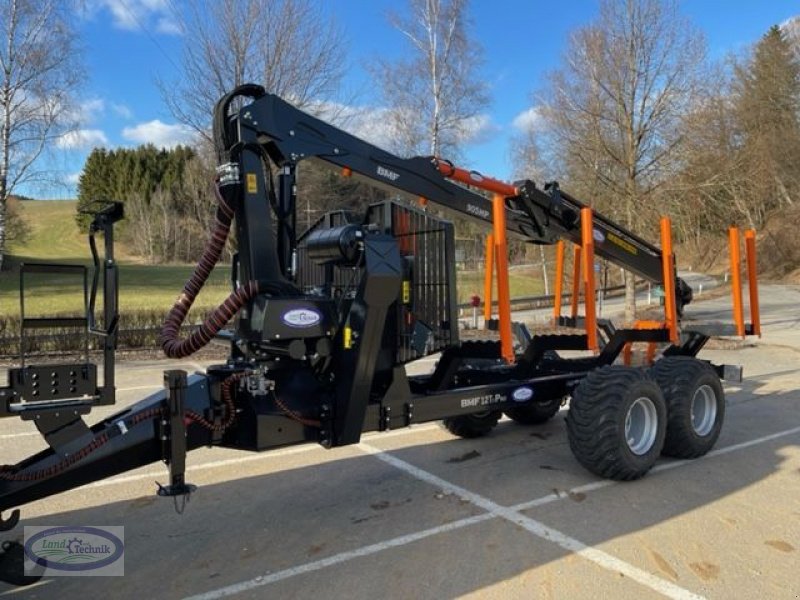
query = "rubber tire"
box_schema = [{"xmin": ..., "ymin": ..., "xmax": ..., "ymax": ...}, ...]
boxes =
[
  {"xmin": 566, "ymin": 366, "xmax": 666, "ymax": 480},
  {"xmin": 650, "ymin": 357, "xmax": 725, "ymax": 458},
  {"xmin": 442, "ymin": 410, "xmax": 502, "ymax": 439},
  {"xmin": 504, "ymin": 398, "xmax": 562, "ymax": 425}
]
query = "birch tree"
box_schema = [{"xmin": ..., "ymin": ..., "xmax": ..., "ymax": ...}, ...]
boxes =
[
  {"xmin": 374, "ymin": 0, "xmax": 488, "ymax": 158},
  {"xmin": 0, "ymin": 0, "xmax": 83, "ymax": 269}
]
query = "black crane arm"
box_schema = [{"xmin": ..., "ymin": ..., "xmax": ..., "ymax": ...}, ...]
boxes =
[{"xmin": 221, "ymin": 87, "xmax": 666, "ymax": 284}]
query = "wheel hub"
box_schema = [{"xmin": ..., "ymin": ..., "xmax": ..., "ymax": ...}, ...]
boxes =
[
  {"xmin": 625, "ymin": 396, "xmax": 658, "ymax": 455},
  {"xmin": 690, "ymin": 384, "xmax": 717, "ymax": 436}
]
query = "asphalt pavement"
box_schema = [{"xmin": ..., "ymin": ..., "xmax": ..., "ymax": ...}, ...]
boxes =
[{"xmin": 0, "ymin": 283, "xmax": 798, "ymax": 599}]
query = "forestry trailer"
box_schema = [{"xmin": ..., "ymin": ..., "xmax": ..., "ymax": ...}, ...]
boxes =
[{"xmin": 0, "ymin": 85, "xmax": 760, "ymax": 557}]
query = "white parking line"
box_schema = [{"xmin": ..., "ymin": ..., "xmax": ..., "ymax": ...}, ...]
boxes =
[
  {"xmin": 359, "ymin": 444, "xmax": 704, "ymax": 600},
  {"xmin": 183, "ymin": 423, "xmax": 800, "ymax": 600},
  {"xmin": 511, "ymin": 424, "xmax": 800, "ymax": 512},
  {"xmin": 117, "ymin": 385, "xmax": 162, "ymax": 392},
  {"xmin": 0, "ymin": 432, "xmax": 37, "ymax": 440},
  {"xmin": 183, "ymin": 513, "xmax": 495, "ymax": 600}
]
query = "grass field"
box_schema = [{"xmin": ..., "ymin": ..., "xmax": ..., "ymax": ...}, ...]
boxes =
[
  {"xmin": 1, "ymin": 201, "xmax": 232, "ymax": 317},
  {"xmin": 1, "ymin": 201, "xmax": 545, "ymax": 318}
]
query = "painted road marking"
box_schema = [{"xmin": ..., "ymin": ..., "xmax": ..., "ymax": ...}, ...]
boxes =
[
  {"xmin": 182, "ymin": 423, "xmax": 800, "ymax": 600},
  {"xmin": 183, "ymin": 514, "xmax": 495, "ymax": 600},
  {"xmin": 511, "ymin": 425, "xmax": 800, "ymax": 512},
  {"xmin": 359, "ymin": 444, "xmax": 704, "ymax": 600}
]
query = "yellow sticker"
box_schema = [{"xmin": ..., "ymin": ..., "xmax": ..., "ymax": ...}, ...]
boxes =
[
  {"xmin": 246, "ymin": 173, "xmax": 257, "ymax": 194},
  {"xmin": 402, "ymin": 280, "xmax": 411, "ymax": 304},
  {"xmin": 607, "ymin": 232, "xmax": 638, "ymax": 255},
  {"xmin": 343, "ymin": 326, "xmax": 352, "ymax": 349}
]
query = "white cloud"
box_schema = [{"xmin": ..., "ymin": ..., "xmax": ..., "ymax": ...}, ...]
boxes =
[
  {"xmin": 80, "ymin": 98, "xmax": 105, "ymax": 119},
  {"xmin": 122, "ymin": 120, "xmax": 195, "ymax": 148},
  {"xmin": 309, "ymin": 101, "xmax": 396, "ymax": 150},
  {"xmin": 455, "ymin": 114, "xmax": 496, "ymax": 145},
  {"xmin": 90, "ymin": 0, "xmax": 180, "ymax": 35},
  {"xmin": 349, "ymin": 109, "xmax": 396, "ymax": 150},
  {"xmin": 56, "ymin": 129, "xmax": 109, "ymax": 149},
  {"xmin": 311, "ymin": 101, "xmax": 496, "ymax": 152},
  {"xmin": 155, "ymin": 16, "xmax": 181, "ymax": 35},
  {"xmin": 61, "ymin": 98, "xmax": 105, "ymax": 126},
  {"xmin": 512, "ymin": 106, "xmax": 543, "ymax": 132},
  {"xmin": 64, "ymin": 172, "xmax": 83, "ymax": 186},
  {"xmin": 111, "ymin": 102, "xmax": 133, "ymax": 119}
]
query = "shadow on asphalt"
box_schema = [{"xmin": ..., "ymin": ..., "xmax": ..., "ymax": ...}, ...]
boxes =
[{"xmin": 0, "ymin": 385, "xmax": 796, "ymax": 599}]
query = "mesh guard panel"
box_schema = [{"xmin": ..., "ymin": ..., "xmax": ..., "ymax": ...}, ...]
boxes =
[{"xmin": 296, "ymin": 200, "xmax": 458, "ymax": 364}]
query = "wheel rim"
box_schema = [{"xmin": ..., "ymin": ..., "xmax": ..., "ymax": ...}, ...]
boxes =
[
  {"xmin": 625, "ymin": 397, "xmax": 658, "ymax": 455},
  {"xmin": 691, "ymin": 384, "xmax": 717, "ymax": 436}
]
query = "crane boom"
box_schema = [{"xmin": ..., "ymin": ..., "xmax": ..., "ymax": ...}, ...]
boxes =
[{"xmin": 218, "ymin": 87, "xmax": 666, "ymax": 284}]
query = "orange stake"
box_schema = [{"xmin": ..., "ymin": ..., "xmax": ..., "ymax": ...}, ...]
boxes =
[
  {"xmin": 492, "ymin": 194, "xmax": 514, "ymax": 363},
  {"xmin": 483, "ymin": 234, "xmax": 494, "ymax": 324},
  {"xmin": 729, "ymin": 227, "xmax": 745, "ymax": 338},
  {"xmin": 659, "ymin": 217, "xmax": 679, "ymax": 344},
  {"xmin": 570, "ymin": 245, "xmax": 581, "ymax": 320},
  {"xmin": 553, "ymin": 241, "xmax": 565, "ymax": 321},
  {"xmin": 580, "ymin": 208, "xmax": 598, "ymax": 352},
  {"xmin": 744, "ymin": 229, "xmax": 761, "ymax": 337}
]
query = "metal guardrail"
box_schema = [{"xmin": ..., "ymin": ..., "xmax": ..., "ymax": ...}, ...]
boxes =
[{"xmin": 457, "ymin": 283, "xmax": 637, "ymax": 312}]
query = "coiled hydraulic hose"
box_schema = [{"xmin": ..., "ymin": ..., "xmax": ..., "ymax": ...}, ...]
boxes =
[{"xmin": 160, "ymin": 184, "xmax": 259, "ymax": 359}]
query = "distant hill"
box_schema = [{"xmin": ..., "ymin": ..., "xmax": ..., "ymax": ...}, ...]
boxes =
[{"xmin": 7, "ymin": 200, "xmax": 132, "ymax": 262}]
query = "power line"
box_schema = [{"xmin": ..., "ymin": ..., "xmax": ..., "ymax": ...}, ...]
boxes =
[{"xmin": 115, "ymin": 0, "xmax": 182, "ymax": 74}]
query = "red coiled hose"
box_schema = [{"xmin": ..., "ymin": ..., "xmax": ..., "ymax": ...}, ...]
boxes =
[{"xmin": 161, "ymin": 185, "xmax": 259, "ymax": 359}]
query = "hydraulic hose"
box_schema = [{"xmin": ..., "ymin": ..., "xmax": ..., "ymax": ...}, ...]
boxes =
[{"xmin": 160, "ymin": 184, "xmax": 259, "ymax": 359}]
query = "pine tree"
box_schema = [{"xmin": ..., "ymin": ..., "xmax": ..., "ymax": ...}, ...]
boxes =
[
  {"xmin": 735, "ymin": 25, "xmax": 800, "ymax": 217},
  {"xmin": 75, "ymin": 145, "xmax": 199, "ymax": 262}
]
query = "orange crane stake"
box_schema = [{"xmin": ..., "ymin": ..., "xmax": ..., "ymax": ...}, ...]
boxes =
[
  {"xmin": 744, "ymin": 229, "xmax": 761, "ymax": 337},
  {"xmin": 728, "ymin": 227, "xmax": 745, "ymax": 338},
  {"xmin": 483, "ymin": 234, "xmax": 494, "ymax": 324},
  {"xmin": 580, "ymin": 208, "xmax": 598, "ymax": 352},
  {"xmin": 553, "ymin": 241, "xmax": 565, "ymax": 321},
  {"xmin": 659, "ymin": 217, "xmax": 679, "ymax": 344},
  {"xmin": 570, "ymin": 245, "xmax": 581, "ymax": 320},
  {"xmin": 492, "ymin": 194, "xmax": 514, "ymax": 363}
]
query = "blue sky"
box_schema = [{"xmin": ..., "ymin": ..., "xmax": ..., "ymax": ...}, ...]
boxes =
[{"xmin": 33, "ymin": 0, "xmax": 800, "ymax": 198}]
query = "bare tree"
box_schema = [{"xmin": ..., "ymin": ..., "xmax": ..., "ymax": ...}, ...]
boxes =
[
  {"xmin": 510, "ymin": 118, "xmax": 546, "ymax": 183},
  {"xmin": 163, "ymin": 0, "xmax": 347, "ymax": 139},
  {"xmin": 538, "ymin": 0, "xmax": 706, "ymax": 321},
  {"xmin": 374, "ymin": 0, "xmax": 489, "ymax": 158},
  {"xmin": 669, "ymin": 63, "xmax": 756, "ymax": 237},
  {"xmin": 0, "ymin": 0, "xmax": 83, "ymax": 269}
]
